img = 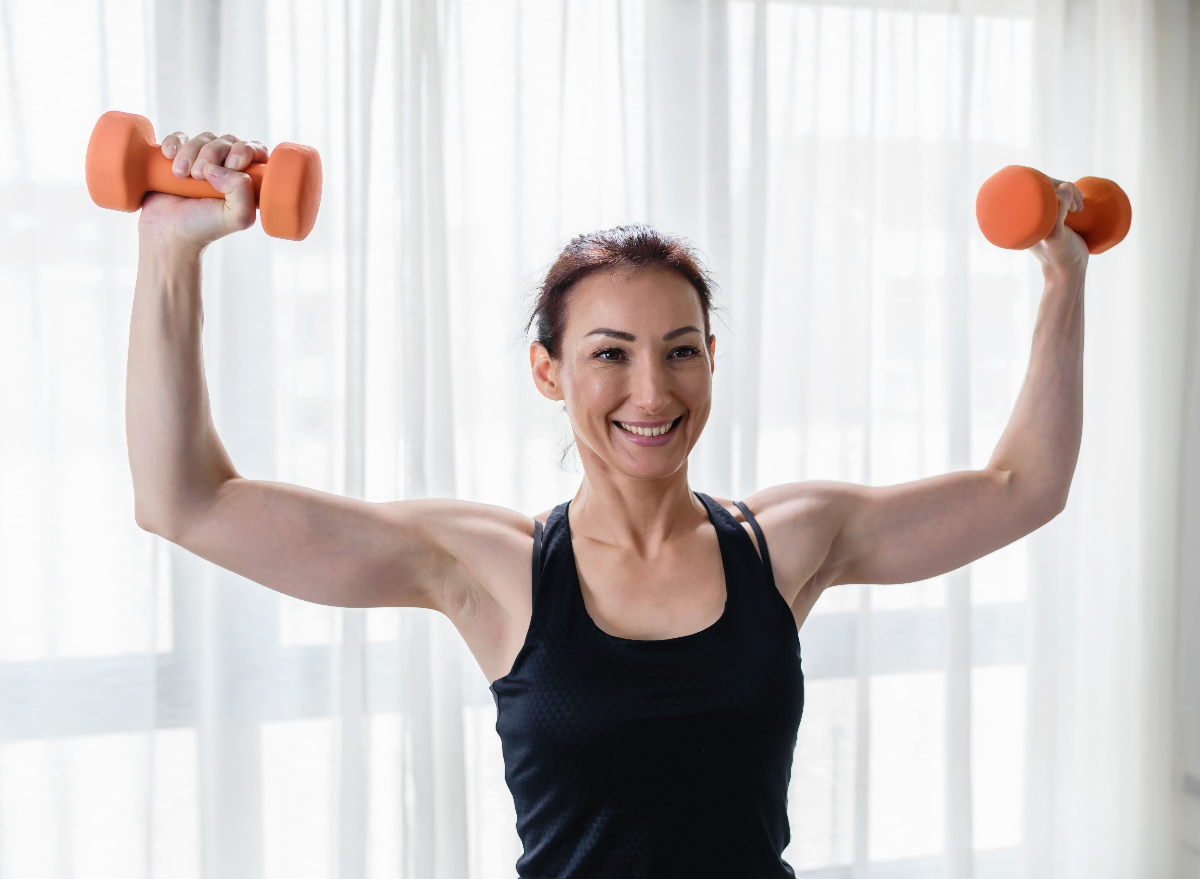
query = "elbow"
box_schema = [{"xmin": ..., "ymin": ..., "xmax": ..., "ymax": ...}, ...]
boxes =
[
  {"xmin": 132, "ymin": 471, "xmax": 237, "ymax": 543},
  {"xmin": 133, "ymin": 503, "xmax": 155, "ymax": 535},
  {"xmin": 991, "ymin": 467, "xmax": 1070, "ymax": 532},
  {"xmin": 1050, "ymin": 484, "xmax": 1071, "ymax": 519},
  {"xmin": 133, "ymin": 493, "xmax": 193, "ymax": 543},
  {"xmin": 133, "ymin": 500, "xmax": 178, "ymax": 542},
  {"xmin": 1028, "ymin": 484, "xmax": 1070, "ymax": 530}
]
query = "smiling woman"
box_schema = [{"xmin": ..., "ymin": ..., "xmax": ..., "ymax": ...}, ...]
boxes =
[
  {"xmin": 527, "ymin": 228, "xmax": 719, "ymax": 481},
  {"xmin": 496, "ymin": 227, "xmax": 808, "ymax": 875},
  {"xmin": 526, "ymin": 226, "xmax": 718, "ymax": 463},
  {"xmin": 126, "ymin": 113, "xmax": 1087, "ymax": 875}
]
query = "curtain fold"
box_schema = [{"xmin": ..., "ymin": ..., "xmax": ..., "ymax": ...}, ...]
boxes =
[
  {"xmin": 1024, "ymin": 0, "xmax": 1198, "ymax": 876},
  {"xmin": 339, "ymin": 0, "xmax": 381, "ymax": 873},
  {"xmin": 0, "ymin": 1, "xmax": 1196, "ymax": 878}
]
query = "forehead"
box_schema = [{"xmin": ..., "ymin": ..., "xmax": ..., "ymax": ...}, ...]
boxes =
[{"xmin": 563, "ymin": 268, "xmax": 705, "ymax": 337}]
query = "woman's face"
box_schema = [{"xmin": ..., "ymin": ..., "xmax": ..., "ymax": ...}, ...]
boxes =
[{"xmin": 530, "ymin": 267, "xmax": 716, "ymax": 483}]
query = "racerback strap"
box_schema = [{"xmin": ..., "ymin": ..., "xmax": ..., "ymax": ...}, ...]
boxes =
[
  {"xmin": 531, "ymin": 518, "xmax": 544, "ymax": 604},
  {"xmin": 733, "ymin": 500, "xmax": 775, "ymax": 591}
]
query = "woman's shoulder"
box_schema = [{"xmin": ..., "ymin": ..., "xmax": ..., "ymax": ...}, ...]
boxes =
[
  {"xmin": 705, "ymin": 483, "xmax": 849, "ymax": 561},
  {"xmin": 375, "ymin": 497, "xmax": 540, "ymax": 599},
  {"xmin": 721, "ymin": 481, "xmax": 852, "ymax": 523}
]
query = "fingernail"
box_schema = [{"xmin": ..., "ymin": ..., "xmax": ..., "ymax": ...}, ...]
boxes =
[
  {"xmin": 165, "ymin": 143, "xmax": 177, "ymax": 158},
  {"xmin": 174, "ymin": 158, "xmax": 190, "ymax": 175},
  {"xmin": 206, "ymin": 164, "xmax": 229, "ymax": 177}
]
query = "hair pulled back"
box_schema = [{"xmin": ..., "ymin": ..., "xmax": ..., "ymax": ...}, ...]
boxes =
[{"xmin": 528, "ymin": 224, "xmax": 716, "ymax": 359}]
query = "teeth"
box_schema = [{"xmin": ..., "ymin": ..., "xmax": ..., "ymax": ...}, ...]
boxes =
[{"xmin": 618, "ymin": 420, "xmax": 676, "ymax": 437}]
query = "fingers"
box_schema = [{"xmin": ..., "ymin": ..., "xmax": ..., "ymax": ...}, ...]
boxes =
[
  {"xmin": 202, "ymin": 163, "xmax": 258, "ymax": 233},
  {"xmin": 172, "ymin": 131, "xmax": 216, "ymax": 177},
  {"xmin": 226, "ymin": 140, "xmax": 269, "ymax": 171},
  {"xmin": 191, "ymin": 134, "xmax": 240, "ymax": 180},
  {"xmin": 1066, "ymin": 182, "xmax": 1083, "ymax": 212},
  {"xmin": 1049, "ymin": 181, "xmax": 1085, "ymax": 236},
  {"xmin": 168, "ymin": 132, "xmax": 268, "ymax": 180},
  {"xmin": 1048, "ymin": 178, "xmax": 1084, "ymax": 212},
  {"xmin": 161, "ymin": 131, "xmax": 188, "ymax": 161},
  {"xmin": 193, "ymin": 135, "xmax": 269, "ymax": 177},
  {"xmin": 1053, "ymin": 183, "xmax": 1072, "ymax": 231}
]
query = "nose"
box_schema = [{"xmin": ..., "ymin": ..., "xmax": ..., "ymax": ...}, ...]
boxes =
[{"xmin": 629, "ymin": 355, "xmax": 672, "ymax": 415}]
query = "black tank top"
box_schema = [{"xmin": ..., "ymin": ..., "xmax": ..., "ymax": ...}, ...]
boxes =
[{"xmin": 489, "ymin": 492, "xmax": 804, "ymax": 877}]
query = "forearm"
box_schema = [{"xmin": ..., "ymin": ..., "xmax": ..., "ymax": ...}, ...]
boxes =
[
  {"xmin": 987, "ymin": 267, "xmax": 1085, "ymax": 516},
  {"xmin": 126, "ymin": 238, "xmax": 238, "ymax": 538}
]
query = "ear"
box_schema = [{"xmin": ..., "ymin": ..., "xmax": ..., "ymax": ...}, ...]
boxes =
[
  {"xmin": 530, "ymin": 341, "xmax": 564, "ymax": 401},
  {"xmin": 707, "ymin": 334, "xmax": 717, "ymax": 373}
]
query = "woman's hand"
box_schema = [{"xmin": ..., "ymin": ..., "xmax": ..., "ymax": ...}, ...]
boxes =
[
  {"xmin": 137, "ymin": 131, "xmax": 269, "ymax": 254},
  {"xmin": 1029, "ymin": 178, "xmax": 1089, "ymax": 278}
]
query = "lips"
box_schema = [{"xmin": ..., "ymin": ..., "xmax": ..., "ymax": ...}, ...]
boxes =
[{"xmin": 613, "ymin": 415, "xmax": 684, "ymax": 446}]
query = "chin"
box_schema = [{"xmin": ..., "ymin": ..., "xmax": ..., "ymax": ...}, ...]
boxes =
[
  {"xmin": 622, "ymin": 457, "xmax": 689, "ymax": 481},
  {"xmin": 612, "ymin": 438, "xmax": 694, "ymax": 481}
]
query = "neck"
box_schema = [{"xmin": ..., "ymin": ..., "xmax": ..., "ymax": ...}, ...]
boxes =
[{"xmin": 569, "ymin": 461, "xmax": 708, "ymax": 555}]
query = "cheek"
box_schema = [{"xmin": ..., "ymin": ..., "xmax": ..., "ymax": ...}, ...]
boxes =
[
  {"xmin": 677, "ymin": 367, "xmax": 713, "ymax": 404},
  {"xmin": 565, "ymin": 369, "xmax": 626, "ymax": 418}
]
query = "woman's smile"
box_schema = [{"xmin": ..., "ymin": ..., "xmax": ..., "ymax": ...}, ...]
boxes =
[{"xmin": 613, "ymin": 414, "xmax": 685, "ymax": 446}]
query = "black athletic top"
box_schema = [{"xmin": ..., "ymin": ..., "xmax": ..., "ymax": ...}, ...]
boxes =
[{"xmin": 489, "ymin": 492, "xmax": 804, "ymax": 878}]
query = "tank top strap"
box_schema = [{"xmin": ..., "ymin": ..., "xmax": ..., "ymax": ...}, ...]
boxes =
[
  {"xmin": 530, "ymin": 516, "xmax": 544, "ymax": 604},
  {"xmin": 527, "ymin": 501, "xmax": 575, "ymax": 635},
  {"xmin": 733, "ymin": 499, "xmax": 776, "ymax": 593},
  {"xmin": 693, "ymin": 492, "xmax": 777, "ymax": 592}
]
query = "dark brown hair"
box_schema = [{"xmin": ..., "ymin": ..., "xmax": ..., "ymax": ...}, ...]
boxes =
[{"xmin": 528, "ymin": 225, "xmax": 716, "ymax": 359}]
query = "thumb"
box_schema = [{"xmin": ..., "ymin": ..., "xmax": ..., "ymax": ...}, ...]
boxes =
[
  {"xmin": 203, "ymin": 164, "xmax": 258, "ymax": 233},
  {"xmin": 1052, "ymin": 182, "xmax": 1073, "ymax": 232}
]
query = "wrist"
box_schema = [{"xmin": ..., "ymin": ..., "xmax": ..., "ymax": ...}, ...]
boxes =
[
  {"xmin": 1040, "ymin": 261, "xmax": 1086, "ymax": 289},
  {"xmin": 138, "ymin": 226, "xmax": 206, "ymax": 267}
]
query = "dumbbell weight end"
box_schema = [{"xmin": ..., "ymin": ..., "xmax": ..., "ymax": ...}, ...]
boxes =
[
  {"xmin": 975, "ymin": 166, "xmax": 1059, "ymax": 251},
  {"xmin": 258, "ymin": 143, "xmax": 322, "ymax": 241},
  {"xmin": 1063, "ymin": 176, "xmax": 1132, "ymax": 255}
]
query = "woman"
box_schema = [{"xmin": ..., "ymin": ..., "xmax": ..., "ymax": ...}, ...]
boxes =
[{"xmin": 130, "ymin": 131, "xmax": 1087, "ymax": 877}]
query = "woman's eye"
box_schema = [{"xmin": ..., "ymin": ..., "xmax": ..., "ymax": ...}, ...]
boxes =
[
  {"xmin": 596, "ymin": 348, "xmax": 625, "ymax": 362},
  {"xmin": 670, "ymin": 346, "xmax": 700, "ymax": 358}
]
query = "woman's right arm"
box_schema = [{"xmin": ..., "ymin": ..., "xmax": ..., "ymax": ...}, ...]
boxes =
[{"xmin": 128, "ymin": 131, "xmax": 531, "ymax": 615}]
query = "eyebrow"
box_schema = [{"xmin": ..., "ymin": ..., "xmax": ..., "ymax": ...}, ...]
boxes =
[{"xmin": 584, "ymin": 325, "xmax": 703, "ymax": 342}]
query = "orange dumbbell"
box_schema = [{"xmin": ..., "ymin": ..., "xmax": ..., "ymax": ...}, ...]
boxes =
[
  {"xmin": 85, "ymin": 111, "xmax": 323, "ymax": 241},
  {"xmin": 975, "ymin": 165, "xmax": 1132, "ymax": 254}
]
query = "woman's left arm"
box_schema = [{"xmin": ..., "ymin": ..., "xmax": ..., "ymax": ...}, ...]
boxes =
[{"xmin": 751, "ymin": 179, "xmax": 1089, "ymax": 605}]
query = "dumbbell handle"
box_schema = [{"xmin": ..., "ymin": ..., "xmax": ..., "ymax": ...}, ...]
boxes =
[{"xmin": 142, "ymin": 149, "xmax": 267, "ymax": 203}]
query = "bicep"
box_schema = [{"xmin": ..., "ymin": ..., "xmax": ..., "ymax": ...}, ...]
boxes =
[
  {"xmin": 170, "ymin": 478, "xmax": 517, "ymax": 611},
  {"xmin": 818, "ymin": 467, "xmax": 1058, "ymax": 587}
]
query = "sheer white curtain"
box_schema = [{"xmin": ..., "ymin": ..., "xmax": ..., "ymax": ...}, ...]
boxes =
[
  {"xmin": 0, "ymin": 1, "xmax": 1196, "ymax": 878},
  {"xmin": 1026, "ymin": 1, "xmax": 1200, "ymax": 877}
]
